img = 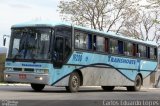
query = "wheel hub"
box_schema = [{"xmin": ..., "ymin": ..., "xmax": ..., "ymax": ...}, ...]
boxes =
[{"xmin": 72, "ymin": 76, "xmax": 79, "ymax": 88}]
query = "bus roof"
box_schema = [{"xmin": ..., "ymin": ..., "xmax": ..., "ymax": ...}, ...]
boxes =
[
  {"xmin": 12, "ymin": 20, "xmax": 158, "ymax": 47},
  {"xmin": 11, "ymin": 20, "xmax": 70, "ymax": 28}
]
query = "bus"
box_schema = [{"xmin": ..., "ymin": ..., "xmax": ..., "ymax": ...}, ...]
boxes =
[{"xmin": 4, "ymin": 21, "xmax": 158, "ymax": 92}]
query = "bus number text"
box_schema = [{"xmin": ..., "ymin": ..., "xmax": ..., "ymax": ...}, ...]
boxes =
[{"xmin": 73, "ymin": 54, "xmax": 82, "ymax": 62}]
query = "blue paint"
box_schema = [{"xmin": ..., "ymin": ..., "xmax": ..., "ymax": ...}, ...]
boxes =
[
  {"xmin": 85, "ymin": 57, "xmax": 88, "ymax": 62},
  {"xmin": 5, "ymin": 51, "xmax": 158, "ymax": 85},
  {"xmin": 68, "ymin": 51, "xmax": 157, "ymax": 81}
]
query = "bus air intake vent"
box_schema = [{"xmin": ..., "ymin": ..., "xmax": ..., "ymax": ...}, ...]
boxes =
[
  {"xmin": 13, "ymin": 68, "xmax": 22, "ymax": 71},
  {"xmin": 24, "ymin": 68, "xmax": 34, "ymax": 72}
]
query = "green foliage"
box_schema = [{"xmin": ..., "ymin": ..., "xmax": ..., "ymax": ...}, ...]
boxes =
[{"xmin": 0, "ymin": 54, "xmax": 6, "ymax": 64}]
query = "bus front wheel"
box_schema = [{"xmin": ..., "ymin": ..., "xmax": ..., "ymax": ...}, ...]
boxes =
[
  {"xmin": 127, "ymin": 75, "xmax": 142, "ymax": 91},
  {"xmin": 66, "ymin": 72, "xmax": 80, "ymax": 93},
  {"xmin": 31, "ymin": 83, "xmax": 45, "ymax": 92}
]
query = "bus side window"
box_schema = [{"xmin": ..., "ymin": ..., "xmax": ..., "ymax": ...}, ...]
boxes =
[
  {"xmin": 136, "ymin": 45, "xmax": 141, "ymax": 57},
  {"xmin": 118, "ymin": 40, "xmax": 123, "ymax": 54},
  {"xmin": 105, "ymin": 38, "xmax": 109, "ymax": 53},
  {"xmin": 124, "ymin": 42, "xmax": 133, "ymax": 56},
  {"xmin": 154, "ymin": 48, "xmax": 157, "ymax": 59},
  {"xmin": 138, "ymin": 45, "xmax": 147, "ymax": 58},
  {"xmin": 75, "ymin": 32, "xmax": 80, "ymax": 48},
  {"xmin": 93, "ymin": 35, "xmax": 96, "ymax": 51},
  {"xmin": 147, "ymin": 47, "xmax": 150, "ymax": 58},
  {"xmin": 88, "ymin": 34, "xmax": 92, "ymax": 50},
  {"xmin": 148, "ymin": 47, "xmax": 157, "ymax": 59},
  {"xmin": 109, "ymin": 39, "xmax": 118, "ymax": 54},
  {"xmin": 96, "ymin": 36, "xmax": 105, "ymax": 52},
  {"xmin": 75, "ymin": 31, "xmax": 87, "ymax": 49},
  {"xmin": 133, "ymin": 44, "xmax": 138, "ymax": 56},
  {"xmin": 133, "ymin": 44, "xmax": 139, "ymax": 57}
]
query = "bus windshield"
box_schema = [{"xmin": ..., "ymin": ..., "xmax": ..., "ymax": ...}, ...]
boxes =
[{"xmin": 8, "ymin": 28, "xmax": 52, "ymax": 60}]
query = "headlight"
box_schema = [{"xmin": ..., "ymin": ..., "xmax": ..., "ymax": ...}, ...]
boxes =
[{"xmin": 34, "ymin": 69, "xmax": 48, "ymax": 74}]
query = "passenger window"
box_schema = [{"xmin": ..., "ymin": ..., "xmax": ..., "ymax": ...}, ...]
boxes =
[
  {"xmin": 124, "ymin": 42, "xmax": 133, "ymax": 56},
  {"xmin": 133, "ymin": 44, "xmax": 138, "ymax": 56},
  {"xmin": 138, "ymin": 45, "xmax": 147, "ymax": 58},
  {"xmin": 147, "ymin": 47, "xmax": 157, "ymax": 60},
  {"xmin": 75, "ymin": 31, "xmax": 88, "ymax": 49},
  {"xmin": 154, "ymin": 48, "xmax": 157, "ymax": 59},
  {"xmin": 96, "ymin": 36, "xmax": 105, "ymax": 52},
  {"xmin": 105, "ymin": 38, "xmax": 109, "ymax": 52},
  {"xmin": 118, "ymin": 40, "xmax": 123, "ymax": 54},
  {"xmin": 93, "ymin": 35, "xmax": 96, "ymax": 50},
  {"xmin": 88, "ymin": 34, "xmax": 92, "ymax": 50},
  {"xmin": 109, "ymin": 39, "xmax": 118, "ymax": 54}
]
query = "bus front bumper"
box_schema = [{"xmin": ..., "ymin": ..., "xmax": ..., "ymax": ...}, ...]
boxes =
[{"xmin": 4, "ymin": 72, "xmax": 49, "ymax": 85}]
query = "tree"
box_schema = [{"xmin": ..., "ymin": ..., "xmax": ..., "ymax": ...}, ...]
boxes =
[
  {"xmin": 58, "ymin": 0, "xmax": 111, "ymax": 30},
  {"xmin": 58, "ymin": 0, "xmax": 160, "ymax": 42},
  {"xmin": 146, "ymin": 0, "xmax": 160, "ymax": 7},
  {"xmin": 121, "ymin": 10, "xmax": 160, "ymax": 41},
  {"xmin": 115, "ymin": 0, "xmax": 160, "ymax": 42},
  {"xmin": 58, "ymin": 0, "xmax": 140, "ymax": 31}
]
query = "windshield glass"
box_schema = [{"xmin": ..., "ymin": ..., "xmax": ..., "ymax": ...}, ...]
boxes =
[{"xmin": 8, "ymin": 28, "xmax": 52, "ymax": 60}]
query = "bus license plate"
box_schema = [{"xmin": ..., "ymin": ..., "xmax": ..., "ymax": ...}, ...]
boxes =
[{"xmin": 19, "ymin": 74, "xmax": 26, "ymax": 79}]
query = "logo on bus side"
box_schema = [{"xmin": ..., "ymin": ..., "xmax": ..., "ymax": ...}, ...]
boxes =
[
  {"xmin": 22, "ymin": 64, "xmax": 42, "ymax": 67},
  {"xmin": 108, "ymin": 56, "xmax": 136, "ymax": 65}
]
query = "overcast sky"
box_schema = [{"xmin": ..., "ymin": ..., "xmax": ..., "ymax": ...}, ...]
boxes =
[{"xmin": 0, "ymin": 0, "xmax": 62, "ymax": 47}]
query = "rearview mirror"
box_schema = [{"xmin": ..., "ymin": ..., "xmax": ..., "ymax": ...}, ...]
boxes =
[{"xmin": 3, "ymin": 37, "xmax": 6, "ymax": 46}]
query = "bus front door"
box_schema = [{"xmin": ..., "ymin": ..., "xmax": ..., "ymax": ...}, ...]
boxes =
[{"xmin": 53, "ymin": 37, "xmax": 64, "ymax": 68}]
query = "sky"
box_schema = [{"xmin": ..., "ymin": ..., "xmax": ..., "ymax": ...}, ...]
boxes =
[
  {"xmin": 0, "ymin": 0, "xmax": 62, "ymax": 47},
  {"xmin": 0, "ymin": 0, "xmax": 148, "ymax": 48}
]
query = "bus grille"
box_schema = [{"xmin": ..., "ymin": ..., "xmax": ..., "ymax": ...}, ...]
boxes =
[
  {"xmin": 13, "ymin": 68, "xmax": 22, "ymax": 71},
  {"xmin": 13, "ymin": 68, "xmax": 34, "ymax": 72}
]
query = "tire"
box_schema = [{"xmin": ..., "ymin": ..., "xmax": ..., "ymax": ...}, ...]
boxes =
[
  {"xmin": 65, "ymin": 72, "xmax": 80, "ymax": 93},
  {"xmin": 101, "ymin": 86, "xmax": 115, "ymax": 91},
  {"xmin": 31, "ymin": 83, "xmax": 45, "ymax": 92},
  {"xmin": 127, "ymin": 75, "xmax": 142, "ymax": 91}
]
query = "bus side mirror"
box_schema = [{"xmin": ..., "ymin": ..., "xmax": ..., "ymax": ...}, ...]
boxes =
[{"xmin": 3, "ymin": 37, "xmax": 6, "ymax": 46}]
